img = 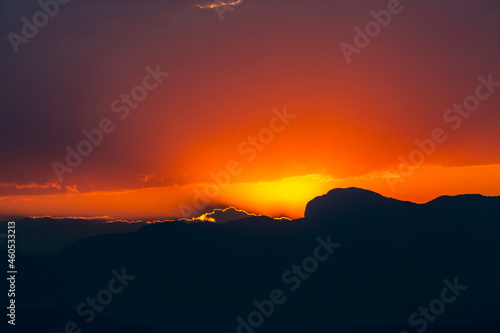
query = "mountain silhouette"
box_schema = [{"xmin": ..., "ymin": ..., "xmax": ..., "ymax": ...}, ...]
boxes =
[
  {"xmin": 305, "ymin": 187, "xmax": 416, "ymax": 219},
  {"xmin": 0, "ymin": 217, "xmax": 146, "ymax": 256},
  {"xmin": 2, "ymin": 188, "xmax": 499, "ymax": 332}
]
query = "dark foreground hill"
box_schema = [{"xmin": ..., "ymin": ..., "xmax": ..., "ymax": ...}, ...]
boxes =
[
  {"xmin": 2, "ymin": 188, "xmax": 500, "ymax": 332},
  {"xmin": 0, "ymin": 217, "xmax": 146, "ymax": 256}
]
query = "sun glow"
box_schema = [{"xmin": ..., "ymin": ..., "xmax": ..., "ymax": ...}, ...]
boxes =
[
  {"xmin": 219, "ymin": 174, "xmax": 335, "ymax": 217},
  {"xmin": 2, "ymin": 166, "xmax": 500, "ymax": 221}
]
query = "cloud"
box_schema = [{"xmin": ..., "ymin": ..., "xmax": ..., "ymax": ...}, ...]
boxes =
[
  {"xmin": 140, "ymin": 173, "xmax": 165, "ymax": 183},
  {"xmin": 185, "ymin": 206, "xmax": 290, "ymax": 223},
  {"xmin": 1, "ymin": 182, "xmax": 61, "ymax": 190},
  {"xmin": 65, "ymin": 184, "xmax": 79, "ymax": 194},
  {"xmin": 27, "ymin": 215, "xmax": 113, "ymax": 220},
  {"xmin": 195, "ymin": 0, "xmax": 243, "ymax": 9},
  {"xmin": 0, "ymin": 182, "xmax": 63, "ymax": 196}
]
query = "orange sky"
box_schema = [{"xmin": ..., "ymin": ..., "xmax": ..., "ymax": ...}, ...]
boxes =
[{"xmin": 1, "ymin": 0, "xmax": 499, "ymax": 220}]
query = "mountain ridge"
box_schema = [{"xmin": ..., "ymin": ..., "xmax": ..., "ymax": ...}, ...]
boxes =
[{"xmin": 3, "ymin": 187, "xmax": 499, "ymax": 332}]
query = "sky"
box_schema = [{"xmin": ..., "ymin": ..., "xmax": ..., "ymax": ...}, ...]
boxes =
[{"xmin": 1, "ymin": 0, "xmax": 500, "ymax": 220}]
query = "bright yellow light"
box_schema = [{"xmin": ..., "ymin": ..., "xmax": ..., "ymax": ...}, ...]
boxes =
[
  {"xmin": 220, "ymin": 174, "xmax": 336, "ymax": 218},
  {"xmin": 196, "ymin": 214, "xmax": 216, "ymax": 222}
]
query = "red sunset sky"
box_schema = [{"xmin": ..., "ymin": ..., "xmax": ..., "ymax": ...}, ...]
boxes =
[{"xmin": 1, "ymin": 0, "xmax": 499, "ymax": 220}]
